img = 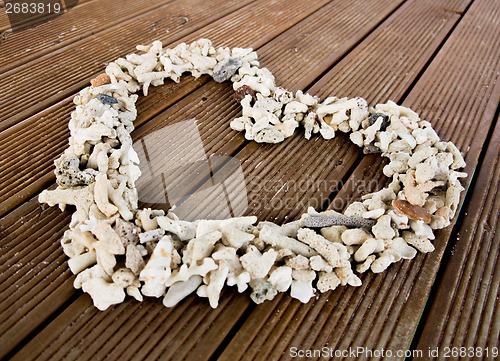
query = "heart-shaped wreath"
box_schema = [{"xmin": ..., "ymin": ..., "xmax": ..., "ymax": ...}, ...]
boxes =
[{"xmin": 39, "ymin": 39, "xmax": 467, "ymax": 310}]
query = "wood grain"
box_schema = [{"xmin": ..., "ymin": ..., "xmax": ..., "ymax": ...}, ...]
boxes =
[{"xmin": 1, "ymin": 0, "xmax": 499, "ymax": 360}]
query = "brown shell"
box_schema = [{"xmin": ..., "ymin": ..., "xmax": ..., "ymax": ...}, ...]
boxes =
[
  {"xmin": 233, "ymin": 85, "xmax": 256, "ymax": 104},
  {"xmin": 91, "ymin": 73, "xmax": 111, "ymax": 87},
  {"xmin": 392, "ymin": 199, "xmax": 432, "ymax": 223}
]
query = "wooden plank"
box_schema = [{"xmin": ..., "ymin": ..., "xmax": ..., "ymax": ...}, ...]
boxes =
[
  {"xmin": 0, "ymin": 3, "xmax": 12, "ymax": 30},
  {"xmin": 0, "ymin": 0, "xmax": 254, "ymax": 131},
  {"xmin": 0, "ymin": 0, "xmax": 335, "ymax": 357},
  {"xmin": 0, "ymin": 203, "xmax": 76, "ymax": 360},
  {"xmin": 384, "ymin": 0, "xmax": 500, "ymax": 355},
  {"xmin": 0, "ymin": 0, "xmax": 95, "ymax": 31},
  {"xmin": 0, "ymin": 0, "xmax": 176, "ymax": 72},
  {"xmin": 308, "ymin": 0, "xmax": 468, "ymax": 103}
]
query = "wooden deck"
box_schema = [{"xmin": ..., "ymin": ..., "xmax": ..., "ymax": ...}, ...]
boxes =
[{"xmin": 1, "ymin": 0, "xmax": 499, "ymax": 359}]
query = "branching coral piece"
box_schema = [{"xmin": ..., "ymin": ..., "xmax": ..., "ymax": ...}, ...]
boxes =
[
  {"xmin": 297, "ymin": 228, "xmax": 348, "ymax": 268},
  {"xmin": 163, "ymin": 276, "xmax": 203, "ymax": 307},
  {"xmin": 392, "ymin": 199, "xmax": 431, "ymax": 223},
  {"xmin": 302, "ymin": 215, "xmax": 375, "ymax": 228}
]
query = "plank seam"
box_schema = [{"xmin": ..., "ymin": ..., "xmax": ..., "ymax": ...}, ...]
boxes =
[
  {"xmin": 399, "ymin": 0, "xmax": 474, "ymax": 105},
  {"xmin": 2, "ymin": 289, "xmax": 82, "ymax": 361},
  {"xmin": 302, "ymin": 0, "xmax": 409, "ymax": 94}
]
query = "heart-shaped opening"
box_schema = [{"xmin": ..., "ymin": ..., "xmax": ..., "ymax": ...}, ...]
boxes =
[
  {"xmin": 39, "ymin": 38, "xmax": 467, "ymax": 311},
  {"xmin": 134, "ymin": 118, "xmax": 249, "ymax": 221}
]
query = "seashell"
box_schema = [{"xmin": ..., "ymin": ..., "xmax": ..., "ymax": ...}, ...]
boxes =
[
  {"xmin": 97, "ymin": 93, "xmax": 118, "ymax": 104},
  {"xmin": 392, "ymin": 199, "xmax": 431, "ymax": 223}
]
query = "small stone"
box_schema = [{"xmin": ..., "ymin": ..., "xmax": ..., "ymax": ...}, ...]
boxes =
[
  {"xmin": 97, "ymin": 93, "xmax": 118, "ymax": 104},
  {"xmin": 233, "ymin": 85, "xmax": 256, "ymax": 104},
  {"xmin": 213, "ymin": 57, "xmax": 242, "ymax": 83},
  {"xmin": 250, "ymin": 280, "xmax": 278, "ymax": 304}
]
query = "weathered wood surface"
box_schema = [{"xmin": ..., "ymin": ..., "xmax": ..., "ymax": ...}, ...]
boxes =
[{"xmin": 0, "ymin": 0, "xmax": 498, "ymax": 359}]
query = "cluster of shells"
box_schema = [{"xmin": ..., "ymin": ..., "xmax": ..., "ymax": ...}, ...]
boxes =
[{"xmin": 38, "ymin": 39, "xmax": 467, "ymax": 310}]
